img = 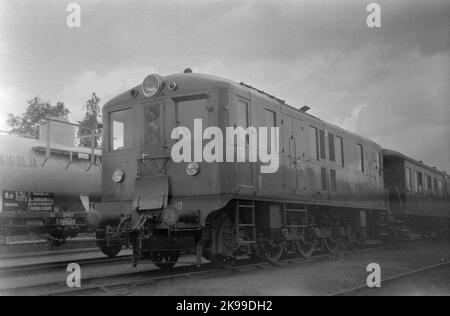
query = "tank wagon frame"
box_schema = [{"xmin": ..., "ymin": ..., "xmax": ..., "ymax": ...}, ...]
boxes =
[{"xmin": 0, "ymin": 119, "xmax": 102, "ymax": 245}]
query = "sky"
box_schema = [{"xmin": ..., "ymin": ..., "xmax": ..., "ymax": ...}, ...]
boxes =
[{"xmin": 0, "ymin": 0, "xmax": 449, "ymax": 171}]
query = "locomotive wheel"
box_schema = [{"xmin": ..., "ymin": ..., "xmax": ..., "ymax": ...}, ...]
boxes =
[
  {"xmin": 96, "ymin": 231, "xmax": 122, "ymax": 258},
  {"xmin": 260, "ymin": 239, "xmax": 284, "ymax": 264},
  {"xmin": 323, "ymin": 238, "xmax": 340, "ymax": 255},
  {"xmin": 150, "ymin": 251, "xmax": 180, "ymax": 270},
  {"xmin": 208, "ymin": 212, "xmax": 237, "ymax": 267},
  {"xmin": 295, "ymin": 240, "xmax": 315, "ymax": 258}
]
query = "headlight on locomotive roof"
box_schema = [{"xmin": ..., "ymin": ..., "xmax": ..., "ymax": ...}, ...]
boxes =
[
  {"xmin": 161, "ymin": 206, "xmax": 179, "ymax": 227},
  {"xmin": 112, "ymin": 169, "xmax": 125, "ymax": 183},
  {"xmin": 186, "ymin": 162, "xmax": 200, "ymax": 176},
  {"xmin": 142, "ymin": 73, "xmax": 162, "ymax": 98}
]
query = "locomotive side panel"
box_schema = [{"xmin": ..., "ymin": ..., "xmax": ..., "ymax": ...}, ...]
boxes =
[{"xmin": 244, "ymin": 90, "xmax": 385, "ymax": 210}]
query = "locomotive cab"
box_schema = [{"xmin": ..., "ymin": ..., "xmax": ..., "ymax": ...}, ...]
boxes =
[{"xmin": 92, "ymin": 72, "xmax": 240, "ymax": 264}]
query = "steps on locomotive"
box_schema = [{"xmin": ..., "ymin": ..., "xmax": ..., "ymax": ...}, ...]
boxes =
[{"xmin": 236, "ymin": 200, "xmax": 257, "ymax": 246}]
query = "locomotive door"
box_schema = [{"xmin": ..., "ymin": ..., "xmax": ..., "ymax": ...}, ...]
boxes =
[
  {"xmin": 292, "ymin": 118, "xmax": 305, "ymax": 194},
  {"xmin": 232, "ymin": 97, "xmax": 255, "ymax": 193},
  {"xmin": 283, "ymin": 115, "xmax": 295, "ymax": 193}
]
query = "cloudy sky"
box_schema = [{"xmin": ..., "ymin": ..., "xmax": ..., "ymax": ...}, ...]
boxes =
[{"xmin": 0, "ymin": 0, "xmax": 449, "ymax": 171}]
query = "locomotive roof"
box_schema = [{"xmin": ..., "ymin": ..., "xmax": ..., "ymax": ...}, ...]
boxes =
[
  {"xmin": 104, "ymin": 72, "xmax": 379, "ymax": 147},
  {"xmin": 382, "ymin": 148, "xmax": 448, "ymax": 176}
]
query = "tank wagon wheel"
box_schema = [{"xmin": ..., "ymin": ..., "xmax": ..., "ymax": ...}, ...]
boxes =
[
  {"xmin": 295, "ymin": 240, "xmax": 315, "ymax": 258},
  {"xmin": 96, "ymin": 229, "xmax": 122, "ymax": 258},
  {"xmin": 150, "ymin": 251, "xmax": 180, "ymax": 270}
]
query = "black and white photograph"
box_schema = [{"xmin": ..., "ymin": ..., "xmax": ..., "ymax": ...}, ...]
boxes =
[{"xmin": 0, "ymin": 0, "xmax": 449, "ymax": 300}]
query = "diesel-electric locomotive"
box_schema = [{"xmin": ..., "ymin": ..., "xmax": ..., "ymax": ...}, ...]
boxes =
[{"xmin": 90, "ymin": 70, "xmax": 449, "ymax": 268}]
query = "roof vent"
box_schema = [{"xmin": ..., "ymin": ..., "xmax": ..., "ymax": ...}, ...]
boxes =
[
  {"xmin": 300, "ymin": 106, "xmax": 311, "ymax": 112},
  {"xmin": 183, "ymin": 68, "xmax": 193, "ymax": 73}
]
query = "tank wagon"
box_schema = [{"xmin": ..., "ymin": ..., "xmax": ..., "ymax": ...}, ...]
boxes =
[
  {"xmin": 91, "ymin": 70, "xmax": 392, "ymax": 266},
  {"xmin": 0, "ymin": 119, "xmax": 101, "ymax": 245},
  {"xmin": 383, "ymin": 149, "xmax": 450, "ymax": 237}
]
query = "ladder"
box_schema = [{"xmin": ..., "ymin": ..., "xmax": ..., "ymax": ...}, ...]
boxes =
[{"xmin": 235, "ymin": 200, "xmax": 256, "ymax": 245}]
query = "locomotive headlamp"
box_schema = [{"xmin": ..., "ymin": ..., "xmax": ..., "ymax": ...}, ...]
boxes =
[
  {"xmin": 112, "ymin": 169, "xmax": 125, "ymax": 183},
  {"xmin": 142, "ymin": 74, "xmax": 162, "ymax": 98},
  {"xmin": 186, "ymin": 162, "xmax": 200, "ymax": 176},
  {"xmin": 161, "ymin": 206, "xmax": 179, "ymax": 227}
]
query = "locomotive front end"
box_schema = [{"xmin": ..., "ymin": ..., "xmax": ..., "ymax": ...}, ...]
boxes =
[{"xmin": 91, "ymin": 71, "xmax": 230, "ymax": 265}]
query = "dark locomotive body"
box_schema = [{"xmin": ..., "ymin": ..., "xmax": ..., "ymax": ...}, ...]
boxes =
[
  {"xmin": 92, "ymin": 72, "xmax": 391, "ymax": 264},
  {"xmin": 383, "ymin": 149, "xmax": 450, "ymax": 236}
]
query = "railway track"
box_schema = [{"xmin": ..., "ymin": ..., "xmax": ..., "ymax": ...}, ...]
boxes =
[
  {"xmin": 330, "ymin": 260, "xmax": 450, "ymax": 296},
  {"xmin": 0, "ymin": 254, "xmax": 132, "ymax": 277},
  {"xmin": 0, "ymin": 238, "xmax": 444, "ymax": 296},
  {"xmin": 1, "ymin": 243, "xmax": 385, "ymax": 296},
  {"xmin": 0, "ymin": 238, "xmax": 98, "ymax": 259},
  {"xmin": 43, "ymin": 254, "xmax": 335, "ymax": 296}
]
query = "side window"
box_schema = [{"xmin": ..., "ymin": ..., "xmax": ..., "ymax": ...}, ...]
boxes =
[
  {"xmin": 416, "ymin": 171, "xmax": 423, "ymax": 193},
  {"xmin": 310, "ymin": 126, "xmax": 319, "ymax": 160},
  {"xmin": 319, "ymin": 129, "xmax": 326, "ymax": 159},
  {"xmin": 426, "ymin": 175, "xmax": 432, "ymax": 195},
  {"xmin": 405, "ymin": 167, "xmax": 412, "ymax": 192},
  {"xmin": 445, "ymin": 182, "xmax": 448, "ymax": 200},
  {"xmin": 321, "ymin": 167, "xmax": 328, "ymax": 191},
  {"xmin": 437, "ymin": 180, "xmax": 443, "ymax": 198},
  {"xmin": 265, "ymin": 109, "xmax": 276, "ymax": 151},
  {"xmin": 328, "ymin": 133, "xmax": 335, "ymax": 162},
  {"xmin": 330, "ymin": 169, "xmax": 337, "ymax": 192},
  {"xmin": 335, "ymin": 136, "xmax": 344, "ymax": 167},
  {"xmin": 357, "ymin": 144, "xmax": 364, "ymax": 172},
  {"xmin": 377, "ymin": 151, "xmax": 383, "ymax": 176}
]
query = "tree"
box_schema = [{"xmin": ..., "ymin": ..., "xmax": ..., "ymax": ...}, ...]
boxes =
[
  {"xmin": 78, "ymin": 93, "xmax": 102, "ymax": 149},
  {"xmin": 7, "ymin": 97, "xmax": 70, "ymax": 138}
]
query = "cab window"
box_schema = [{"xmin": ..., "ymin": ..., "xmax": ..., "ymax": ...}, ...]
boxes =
[
  {"xmin": 145, "ymin": 104, "xmax": 162, "ymax": 145},
  {"xmin": 110, "ymin": 109, "xmax": 133, "ymax": 151}
]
